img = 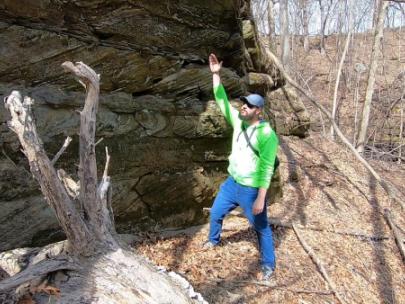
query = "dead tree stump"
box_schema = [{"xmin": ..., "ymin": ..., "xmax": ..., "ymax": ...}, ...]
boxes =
[{"xmin": 0, "ymin": 62, "xmax": 193, "ymax": 303}]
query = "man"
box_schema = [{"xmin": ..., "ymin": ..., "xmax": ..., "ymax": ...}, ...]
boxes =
[{"xmin": 204, "ymin": 54, "xmax": 279, "ymax": 280}]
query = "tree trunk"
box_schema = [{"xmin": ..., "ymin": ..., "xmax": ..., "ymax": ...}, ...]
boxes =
[
  {"xmin": 318, "ymin": 0, "xmax": 327, "ymax": 55},
  {"xmin": 1, "ymin": 62, "xmax": 193, "ymax": 303},
  {"xmin": 356, "ymin": 1, "xmax": 388, "ymax": 154},
  {"xmin": 330, "ymin": 0, "xmax": 353, "ymax": 140},
  {"xmin": 267, "ymin": 0, "xmax": 277, "ymax": 52},
  {"xmin": 318, "ymin": 0, "xmax": 334, "ymax": 55},
  {"xmin": 373, "ymin": 0, "xmax": 381, "ymax": 28},
  {"xmin": 280, "ymin": 0, "xmax": 290, "ymax": 68},
  {"xmin": 399, "ymin": 96, "xmax": 404, "ymax": 164},
  {"xmin": 299, "ymin": 0, "xmax": 310, "ymax": 52}
]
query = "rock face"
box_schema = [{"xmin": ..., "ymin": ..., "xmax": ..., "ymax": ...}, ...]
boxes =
[{"xmin": 0, "ymin": 0, "xmax": 309, "ymax": 251}]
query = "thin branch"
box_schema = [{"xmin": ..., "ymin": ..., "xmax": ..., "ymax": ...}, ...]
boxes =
[
  {"xmin": 103, "ymin": 146, "xmax": 110, "ymax": 179},
  {"xmin": 384, "ymin": 209, "xmax": 405, "ymax": 262},
  {"xmin": 51, "ymin": 136, "xmax": 72, "ymax": 165},
  {"xmin": 95, "ymin": 137, "xmax": 104, "ymax": 146},
  {"xmin": 1, "ymin": 149, "xmax": 29, "ymax": 174},
  {"xmin": 97, "ymin": 146, "xmax": 116, "ymax": 240},
  {"xmin": 292, "ymin": 224, "xmax": 346, "ymax": 304}
]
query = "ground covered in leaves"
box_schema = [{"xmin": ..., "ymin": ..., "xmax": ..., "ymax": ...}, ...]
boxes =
[{"xmin": 133, "ymin": 134, "xmax": 405, "ymax": 304}]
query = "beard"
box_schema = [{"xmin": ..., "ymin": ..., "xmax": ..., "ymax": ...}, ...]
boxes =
[{"xmin": 238, "ymin": 110, "xmax": 255, "ymax": 121}]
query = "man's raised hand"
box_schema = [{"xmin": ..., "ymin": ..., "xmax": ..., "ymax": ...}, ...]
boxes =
[{"xmin": 209, "ymin": 54, "xmax": 222, "ymax": 74}]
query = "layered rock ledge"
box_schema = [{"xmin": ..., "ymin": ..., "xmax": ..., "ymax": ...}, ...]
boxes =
[{"xmin": 0, "ymin": 0, "xmax": 310, "ymax": 250}]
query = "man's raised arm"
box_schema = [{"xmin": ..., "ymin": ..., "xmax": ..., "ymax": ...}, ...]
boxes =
[
  {"xmin": 209, "ymin": 53, "xmax": 222, "ymax": 87},
  {"xmin": 209, "ymin": 53, "xmax": 239, "ymax": 127}
]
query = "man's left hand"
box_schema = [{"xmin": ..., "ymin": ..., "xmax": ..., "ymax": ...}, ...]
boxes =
[{"xmin": 252, "ymin": 198, "xmax": 265, "ymax": 215}]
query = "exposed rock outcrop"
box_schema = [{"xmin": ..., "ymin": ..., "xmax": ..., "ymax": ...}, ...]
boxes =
[{"xmin": 0, "ymin": 0, "xmax": 310, "ymax": 251}]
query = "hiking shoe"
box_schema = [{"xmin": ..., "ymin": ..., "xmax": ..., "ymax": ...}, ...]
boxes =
[
  {"xmin": 202, "ymin": 241, "xmax": 216, "ymax": 249},
  {"xmin": 261, "ymin": 265, "xmax": 274, "ymax": 281}
]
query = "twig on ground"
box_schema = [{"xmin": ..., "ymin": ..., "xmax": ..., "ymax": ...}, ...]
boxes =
[
  {"xmin": 383, "ymin": 209, "xmax": 405, "ymax": 263},
  {"xmin": 292, "ymin": 224, "xmax": 346, "ymax": 304}
]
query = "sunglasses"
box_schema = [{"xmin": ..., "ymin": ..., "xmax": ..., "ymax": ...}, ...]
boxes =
[{"xmin": 242, "ymin": 101, "xmax": 257, "ymax": 109}]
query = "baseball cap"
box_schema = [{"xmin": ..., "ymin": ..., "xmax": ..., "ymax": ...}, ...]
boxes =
[{"xmin": 240, "ymin": 94, "xmax": 265, "ymax": 108}]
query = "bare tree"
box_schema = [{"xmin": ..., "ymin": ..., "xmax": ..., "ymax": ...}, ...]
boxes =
[
  {"xmin": 317, "ymin": 0, "xmax": 334, "ymax": 55},
  {"xmin": 399, "ymin": 98, "xmax": 404, "ymax": 164},
  {"xmin": 330, "ymin": 0, "xmax": 353, "ymax": 140},
  {"xmin": 0, "ymin": 62, "xmax": 192, "ymax": 303},
  {"xmin": 291, "ymin": 0, "xmax": 310, "ymax": 52},
  {"xmin": 357, "ymin": 0, "xmax": 389, "ymax": 154},
  {"xmin": 300, "ymin": 0, "xmax": 310, "ymax": 52},
  {"xmin": 268, "ymin": 0, "xmax": 276, "ymax": 43},
  {"xmin": 280, "ymin": 0, "xmax": 290, "ymax": 67},
  {"xmin": 252, "ymin": 0, "xmax": 270, "ymax": 36},
  {"xmin": 373, "ymin": 0, "xmax": 381, "ymax": 27}
]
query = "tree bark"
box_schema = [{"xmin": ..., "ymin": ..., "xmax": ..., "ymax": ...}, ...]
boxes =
[
  {"xmin": 356, "ymin": 1, "xmax": 388, "ymax": 154},
  {"xmin": 2, "ymin": 62, "xmax": 193, "ymax": 303}
]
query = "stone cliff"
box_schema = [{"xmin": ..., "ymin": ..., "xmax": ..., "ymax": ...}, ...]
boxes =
[{"xmin": 0, "ymin": 0, "xmax": 310, "ymax": 251}]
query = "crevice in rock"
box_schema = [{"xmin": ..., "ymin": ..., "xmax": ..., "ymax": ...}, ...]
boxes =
[
  {"xmin": 133, "ymin": 172, "xmax": 154, "ymax": 218},
  {"xmin": 131, "ymin": 2, "xmax": 221, "ymax": 31},
  {"xmin": 0, "ymin": 18, "xmax": 205, "ymax": 62}
]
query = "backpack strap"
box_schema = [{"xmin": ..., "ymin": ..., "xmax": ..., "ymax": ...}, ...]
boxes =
[
  {"xmin": 241, "ymin": 126, "xmax": 259, "ymax": 157},
  {"xmin": 239, "ymin": 125, "xmax": 280, "ymax": 171}
]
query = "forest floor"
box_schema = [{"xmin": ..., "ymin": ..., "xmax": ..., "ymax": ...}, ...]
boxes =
[{"xmin": 133, "ymin": 134, "xmax": 405, "ymax": 304}]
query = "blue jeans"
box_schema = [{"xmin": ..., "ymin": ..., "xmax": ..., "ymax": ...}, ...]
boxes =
[{"xmin": 208, "ymin": 176, "xmax": 276, "ymax": 270}]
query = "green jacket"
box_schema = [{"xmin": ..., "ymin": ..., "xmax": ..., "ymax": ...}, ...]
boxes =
[{"xmin": 214, "ymin": 84, "xmax": 278, "ymax": 189}]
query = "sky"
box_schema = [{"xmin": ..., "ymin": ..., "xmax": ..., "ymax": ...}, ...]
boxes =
[{"xmin": 252, "ymin": 0, "xmax": 405, "ymax": 36}]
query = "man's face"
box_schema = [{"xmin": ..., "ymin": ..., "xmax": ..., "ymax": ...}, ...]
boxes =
[{"xmin": 239, "ymin": 101, "xmax": 261, "ymax": 121}]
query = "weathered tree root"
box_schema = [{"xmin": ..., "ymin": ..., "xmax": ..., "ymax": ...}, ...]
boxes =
[{"xmin": 0, "ymin": 257, "xmax": 79, "ymax": 293}]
